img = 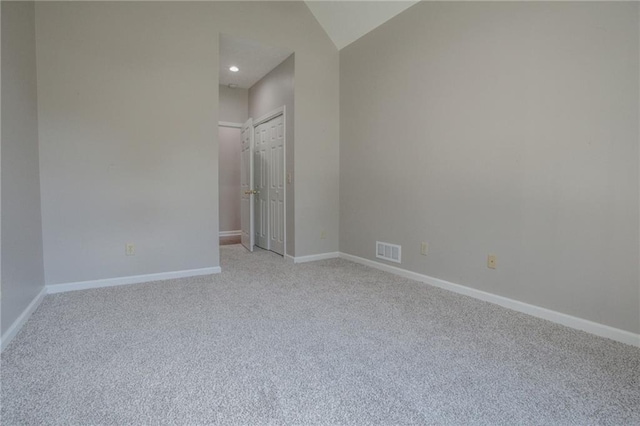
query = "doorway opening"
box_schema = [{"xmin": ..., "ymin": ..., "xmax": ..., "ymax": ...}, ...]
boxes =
[{"xmin": 218, "ymin": 34, "xmax": 294, "ymax": 257}]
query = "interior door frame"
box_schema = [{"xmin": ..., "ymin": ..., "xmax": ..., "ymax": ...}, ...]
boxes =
[
  {"xmin": 218, "ymin": 120, "xmax": 243, "ymax": 243},
  {"xmin": 252, "ymin": 106, "xmax": 286, "ymax": 257},
  {"xmin": 240, "ymin": 118, "xmax": 255, "ymax": 252},
  {"xmin": 253, "ymin": 123, "xmax": 269, "ymax": 250},
  {"xmin": 219, "ymin": 121, "xmax": 243, "ymax": 129}
]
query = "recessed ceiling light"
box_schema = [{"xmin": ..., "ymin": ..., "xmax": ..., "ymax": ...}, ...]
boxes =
[
  {"xmin": 229, "ymin": 66, "xmax": 239, "ymax": 72},
  {"xmin": 228, "ymin": 84, "xmax": 238, "ymax": 89}
]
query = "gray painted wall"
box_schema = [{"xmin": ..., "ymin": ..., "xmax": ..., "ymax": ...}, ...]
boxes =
[
  {"xmin": 1, "ymin": 1, "xmax": 45, "ymax": 335},
  {"xmin": 218, "ymin": 126, "xmax": 241, "ymax": 233},
  {"xmin": 340, "ymin": 2, "xmax": 640, "ymax": 333},
  {"xmin": 218, "ymin": 86, "xmax": 247, "ymax": 233},
  {"xmin": 249, "ymin": 54, "xmax": 296, "ymax": 256},
  {"xmin": 219, "ymin": 85, "xmax": 248, "ymax": 124},
  {"xmin": 36, "ymin": 2, "xmax": 339, "ymax": 286}
]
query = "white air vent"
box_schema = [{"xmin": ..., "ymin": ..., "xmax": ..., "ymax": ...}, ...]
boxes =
[{"xmin": 376, "ymin": 241, "xmax": 401, "ymax": 264}]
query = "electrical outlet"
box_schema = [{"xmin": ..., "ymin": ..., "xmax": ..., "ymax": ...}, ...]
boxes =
[
  {"xmin": 487, "ymin": 254, "xmax": 497, "ymax": 269},
  {"xmin": 320, "ymin": 231, "xmax": 327, "ymax": 239},
  {"xmin": 421, "ymin": 242, "xmax": 428, "ymax": 256},
  {"xmin": 125, "ymin": 243, "xmax": 135, "ymax": 256},
  {"xmin": 287, "ymin": 172, "xmax": 293, "ymax": 184}
]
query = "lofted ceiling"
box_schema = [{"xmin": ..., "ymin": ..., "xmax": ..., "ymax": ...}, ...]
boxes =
[
  {"xmin": 218, "ymin": 2, "xmax": 419, "ymax": 89},
  {"xmin": 219, "ymin": 34, "xmax": 293, "ymax": 89},
  {"xmin": 304, "ymin": 1, "xmax": 420, "ymax": 50}
]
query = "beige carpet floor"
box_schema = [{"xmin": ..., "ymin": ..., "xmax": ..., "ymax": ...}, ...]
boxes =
[{"xmin": 2, "ymin": 244, "xmax": 639, "ymax": 424}]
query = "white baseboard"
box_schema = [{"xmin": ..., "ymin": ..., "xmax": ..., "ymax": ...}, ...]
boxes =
[
  {"xmin": 339, "ymin": 252, "xmax": 640, "ymax": 348},
  {"xmin": 219, "ymin": 230, "xmax": 242, "ymax": 237},
  {"xmin": 1, "ymin": 287, "xmax": 47, "ymax": 352},
  {"xmin": 4, "ymin": 256, "xmax": 637, "ymax": 351},
  {"xmin": 290, "ymin": 252, "xmax": 340, "ymax": 264},
  {"xmin": 1, "ymin": 267, "xmax": 221, "ymax": 352},
  {"xmin": 46, "ymin": 267, "xmax": 221, "ymax": 294}
]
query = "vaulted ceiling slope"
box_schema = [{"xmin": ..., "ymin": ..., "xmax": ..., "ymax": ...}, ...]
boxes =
[
  {"xmin": 219, "ymin": 34, "xmax": 293, "ymax": 89},
  {"xmin": 304, "ymin": 1, "xmax": 420, "ymax": 50}
]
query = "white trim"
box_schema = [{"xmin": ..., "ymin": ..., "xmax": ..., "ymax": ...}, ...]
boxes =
[
  {"xmin": 1, "ymin": 287, "xmax": 47, "ymax": 352},
  {"xmin": 219, "ymin": 230, "xmax": 242, "ymax": 237},
  {"xmin": 242, "ymin": 118, "xmax": 255, "ymax": 252},
  {"xmin": 218, "ymin": 121, "xmax": 243, "ymax": 129},
  {"xmin": 291, "ymin": 252, "xmax": 340, "ymax": 264},
  {"xmin": 1, "ymin": 267, "xmax": 222, "ymax": 352},
  {"xmin": 46, "ymin": 267, "xmax": 221, "ymax": 294},
  {"xmin": 283, "ymin": 106, "xmax": 287, "ymax": 258},
  {"xmin": 250, "ymin": 105, "xmax": 287, "ymax": 257},
  {"xmin": 5, "ymin": 256, "xmax": 636, "ymax": 351},
  {"xmin": 339, "ymin": 252, "xmax": 640, "ymax": 348},
  {"xmin": 253, "ymin": 106, "xmax": 285, "ymax": 128}
]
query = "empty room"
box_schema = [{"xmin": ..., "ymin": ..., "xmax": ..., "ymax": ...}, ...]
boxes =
[{"xmin": 1, "ymin": 1, "xmax": 639, "ymax": 424}]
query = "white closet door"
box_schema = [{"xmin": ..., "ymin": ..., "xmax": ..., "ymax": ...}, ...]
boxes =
[
  {"xmin": 254, "ymin": 124, "xmax": 269, "ymax": 250},
  {"xmin": 240, "ymin": 119, "xmax": 254, "ymax": 252},
  {"xmin": 268, "ymin": 115, "xmax": 285, "ymax": 255}
]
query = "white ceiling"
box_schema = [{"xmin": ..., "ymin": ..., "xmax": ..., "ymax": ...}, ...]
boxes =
[
  {"xmin": 219, "ymin": 34, "xmax": 293, "ymax": 89},
  {"xmin": 219, "ymin": 2, "xmax": 418, "ymax": 89},
  {"xmin": 304, "ymin": 1, "xmax": 420, "ymax": 50}
]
